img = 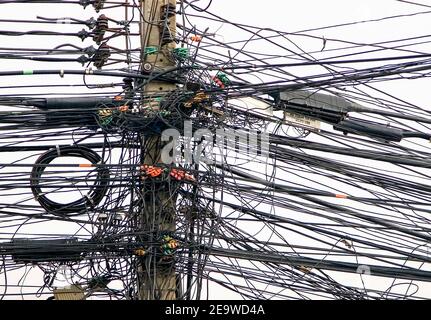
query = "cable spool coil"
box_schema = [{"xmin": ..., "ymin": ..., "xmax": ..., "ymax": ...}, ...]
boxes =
[{"xmin": 30, "ymin": 146, "xmax": 109, "ymax": 215}]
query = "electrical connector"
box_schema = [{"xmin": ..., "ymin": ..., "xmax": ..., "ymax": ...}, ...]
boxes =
[
  {"xmin": 173, "ymin": 47, "xmax": 189, "ymax": 61},
  {"xmin": 77, "ymin": 29, "xmax": 90, "ymax": 41},
  {"xmin": 144, "ymin": 46, "xmax": 158, "ymax": 55},
  {"xmin": 92, "ymin": 14, "xmax": 109, "ymax": 44},
  {"xmin": 93, "ymin": 43, "xmax": 110, "ymax": 69},
  {"xmin": 93, "ymin": 0, "xmax": 106, "ymax": 12}
]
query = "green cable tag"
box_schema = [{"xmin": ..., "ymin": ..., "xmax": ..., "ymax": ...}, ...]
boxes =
[
  {"xmin": 23, "ymin": 70, "xmax": 33, "ymax": 75},
  {"xmin": 173, "ymin": 47, "xmax": 189, "ymax": 60},
  {"xmin": 144, "ymin": 47, "xmax": 158, "ymax": 55}
]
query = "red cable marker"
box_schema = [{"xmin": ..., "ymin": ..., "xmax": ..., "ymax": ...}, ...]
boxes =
[{"xmin": 190, "ymin": 35, "xmax": 202, "ymax": 42}]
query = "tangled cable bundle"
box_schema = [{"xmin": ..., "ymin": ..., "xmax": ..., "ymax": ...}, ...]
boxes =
[
  {"xmin": 0, "ymin": 0, "xmax": 431, "ymax": 301},
  {"xmin": 30, "ymin": 146, "xmax": 109, "ymax": 215}
]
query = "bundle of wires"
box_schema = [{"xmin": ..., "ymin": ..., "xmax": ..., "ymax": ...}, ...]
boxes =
[
  {"xmin": 1, "ymin": 0, "xmax": 431, "ymax": 301},
  {"xmin": 30, "ymin": 146, "xmax": 110, "ymax": 215}
]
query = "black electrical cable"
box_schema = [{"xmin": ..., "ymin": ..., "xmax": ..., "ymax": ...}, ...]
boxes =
[{"xmin": 30, "ymin": 146, "xmax": 110, "ymax": 215}]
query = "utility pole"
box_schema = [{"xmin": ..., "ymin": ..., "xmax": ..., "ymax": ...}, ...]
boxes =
[{"xmin": 138, "ymin": 0, "xmax": 178, "ymax": 300}]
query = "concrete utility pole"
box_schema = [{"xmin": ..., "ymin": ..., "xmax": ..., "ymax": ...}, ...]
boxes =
[{"xmin": 138, "ymin": 0, "xmax": 178, "ymax": 300}]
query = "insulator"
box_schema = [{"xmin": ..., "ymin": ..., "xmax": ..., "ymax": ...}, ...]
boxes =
[
  {"xmin": 92, "ymin": 14, "xmax": 109, "ymax": 45},
  {"xmin": 160, "ymin": 3, "xmax": 176, "ymax": 19},
  {"xmin": 160, "ymin": 26, "xmax": 175, "ymax": 46},
  {"xmin": 92, "ymin": 43, "xmax": 111, "ymax": 69}
]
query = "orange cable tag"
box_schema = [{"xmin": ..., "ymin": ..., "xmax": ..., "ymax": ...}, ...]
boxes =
[
  {"xmin": 335, "ymin": 194, "xmax": 348, "ymax": 199},
  {"xmin": 79, "ymin": 164, "xmax": 93, "ymax": 168}
]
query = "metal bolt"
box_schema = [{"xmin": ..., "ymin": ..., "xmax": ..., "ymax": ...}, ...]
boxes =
[{"xmin": 143, "ymin": 63, "xmax": 153, "ymax": 73}]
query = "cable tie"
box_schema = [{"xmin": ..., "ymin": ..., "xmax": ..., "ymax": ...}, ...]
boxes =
[
  {"xmin": 56, "ymin": 145, "xmax": 61, "ymax": 157},
  {"xmin": 59, "ymin": 69, "xmax": 65, "ymax": 78},
  {"xmin": 56, "ymin": 19, "xmax": 71, "ymax": 24}
]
